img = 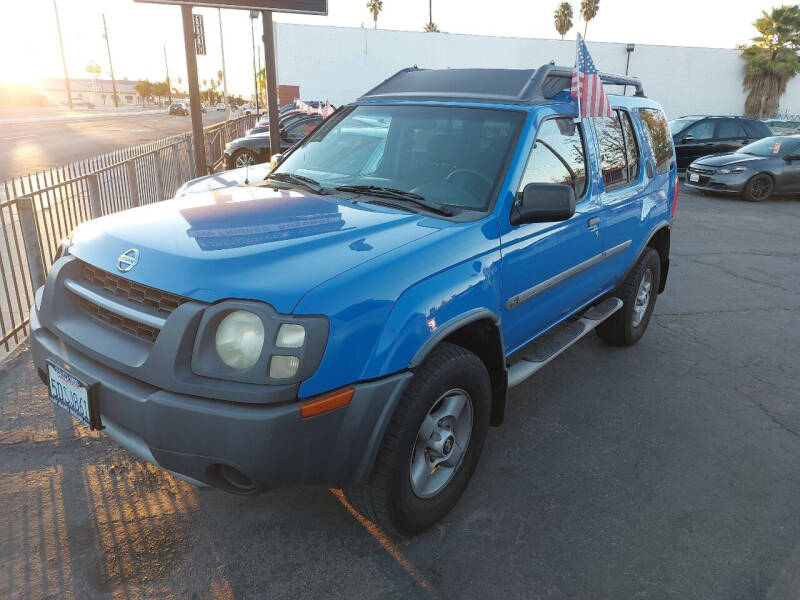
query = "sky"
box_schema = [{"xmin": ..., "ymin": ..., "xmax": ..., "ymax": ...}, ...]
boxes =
[{"xmin": 0, "ymin": 0, "xmax": 778, "ymax": 97}]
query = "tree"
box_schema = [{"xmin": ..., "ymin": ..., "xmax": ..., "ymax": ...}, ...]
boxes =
[
  {"xmin": 554, "ymin": 2, "xmax": 573, "ymax": 40},
  {"xmin": 366, "ymin": 0, "xmax": 382, "ymax": 29},
  {"xmin": 741, "ymin": 5, "xmax": 800, "ymax": 118},
  {"xmin": 580, "ymin": 0, "xmax": 599, "ymax": 38},
  {"xmin": 134, "ymin": 79, "xmax": 152, "ymax": 103},
  {"xmin": 424, "ymin": 0, "xmax": 439, "ymax": 32}
]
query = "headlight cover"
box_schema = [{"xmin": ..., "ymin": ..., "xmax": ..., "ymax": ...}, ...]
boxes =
[
  {"xmin": 718, "ymin": 166, "xmax": 747, "ymax": 174},
  {"xmin": 191, "ymin": 300, "xmax": 328, "ymax": 385}
]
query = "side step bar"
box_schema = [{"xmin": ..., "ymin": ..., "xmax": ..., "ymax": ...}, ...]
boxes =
[{"xmin": 507, "ymin": 297, "xmax": 623, "ymax": 388}]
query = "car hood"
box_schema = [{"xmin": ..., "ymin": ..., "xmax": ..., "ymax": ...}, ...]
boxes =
[
  {"xmin": 70, "ymin": 185, "xmax": 444, "ymax": 314},
  {"xmin": 176, "ymin": 164, "xmax": 272, "ymax": 196},
  {"xmin": 693, "ymin": 153, "xmax": 771, "ymax": 167}
]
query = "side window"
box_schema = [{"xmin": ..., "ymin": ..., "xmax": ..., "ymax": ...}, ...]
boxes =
[
  {"xmin": 742, "ymin": 120, "xmax": 769, "ymax": 138},
  {"xmin": 638, "ymin": 108, "xmax": 674, "ymax": 175},
  {"xmin": 619, "ymin": 111, "xmax": 641, "ymax": 182},
  {"xmin": 286, "ymin": 121, "xmax": 311, "ymax": 142},
  {"xmin": 517, "ymin": 117, "xmax": 587, "ymax": 199},
  {"xmin": 593, "ymin": 112, "xmax": 628, "ymax": 189},
  {"xmin": 718, "ymin": 119, "xmax": 742, "ymax": 139},
  {"xmin": 686, "ymin": 119, "xmax": 714, "ymax": 140}
]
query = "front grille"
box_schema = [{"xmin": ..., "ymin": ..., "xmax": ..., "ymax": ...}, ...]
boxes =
[
  {"xmin": 688, "ymin": 166, "xmax": 715, "ymax": 175},
  {"xmin": 80, "ymin": 262, "xmax": 189, "ymax": 317},
  {"xmin": 78, "ymin": 298, "xmax": 160, "ymax": 343}
]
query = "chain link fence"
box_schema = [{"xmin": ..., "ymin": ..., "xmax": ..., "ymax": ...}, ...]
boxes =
[{"xmin": 0, "ymin": 114, "xmax": 256, "ymax": 358}]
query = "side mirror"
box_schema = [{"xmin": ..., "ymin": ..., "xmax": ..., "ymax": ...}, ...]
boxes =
[
  {"xmin": 270, "ymin": 153, "xmax": 284, "ymax": 169},
  {"xmin": 510, "ymin": 183, "xmax": 575, "ymax": 225},
  {"xmin": 681, "ymin": 135, "xmax": 694, "ymax": 144}
]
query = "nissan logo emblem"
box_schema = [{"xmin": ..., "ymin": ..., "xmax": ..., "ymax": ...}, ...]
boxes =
[{"xmin": 117, "ymin": 248, "xmax": 139, "ymax": 273}]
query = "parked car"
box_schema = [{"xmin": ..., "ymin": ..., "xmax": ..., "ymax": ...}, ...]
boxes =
[
  {"xmin": 169, "ymin": 102, "xmax": 188, "ymax": 116},
  {"xmin": 685, "ymin": 135, "xmax": 800, "ymax": 201},
  {"xmin": 249, "ymin": 111, "xmax": 325, "ymax": 136},
  {"xmin": 763, "ymin": 119, "xmax": 800, "ymax": 136},
  {"xmin": 31, "ymin": 64, "xmax": 676, "ymax": 537},
  {"xmin": 215, "ymin": 102, "xmax": 226, "ymax": 111},
  {"xmin": 257, "ymin": 109, "xmax": 306, "ymax": 127},
  {"xmin": 224, "ymin": 115, "xmax": 323, "ymax": 168},
  {"xmin": 669, "ymin": 116, "xmax": 771, "ymax": 169}
]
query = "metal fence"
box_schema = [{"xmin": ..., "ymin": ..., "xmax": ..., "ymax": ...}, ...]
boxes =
[{"xmin": 0, "ymin": 114, "xmax": 256, "ymax": 358}]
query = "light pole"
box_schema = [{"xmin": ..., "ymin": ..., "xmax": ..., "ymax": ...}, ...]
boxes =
[
  {"xmin": 53, "ymin": 0, "xmax": 72, "ymax": 109},
  {"xmin": 163, "ymin": 44, "xmax": 172, "ymax": 104},
  {"xmin": 101, "ymin": 14, "xmax": 119, "ymax": 107},
  {"xmin": 218, "ymin": 8, "xmax": 228, "ymax": 113},
  {"xmin": 249, "ymin": 10, "xmax": 259, "ymax": 115}
]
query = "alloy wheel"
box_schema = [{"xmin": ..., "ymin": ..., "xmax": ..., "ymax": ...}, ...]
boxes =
[
  {"xmin": 234, "ymin": 152, "xmax": 256, "ymax": 168},
  {"xmin": 409, "ymin": 388, "xmax": 474, "ymax": 499},
  {"xmin": 748, "ymin": 174, "xmax": 773, "ymax": 201},
  {"xmin": 632, "ymin": 268, "xmax": 652, "ymax": 328}
]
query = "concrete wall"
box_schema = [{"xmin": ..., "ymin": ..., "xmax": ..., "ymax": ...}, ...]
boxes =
[{"xmin": 275, "ymin": 23, "xmax": 800, "ymax": 119}]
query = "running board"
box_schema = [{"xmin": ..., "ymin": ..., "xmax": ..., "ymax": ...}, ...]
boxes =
[{"xmin": 507, "ymin": 297, "xmax": 623, "ymax": 388}]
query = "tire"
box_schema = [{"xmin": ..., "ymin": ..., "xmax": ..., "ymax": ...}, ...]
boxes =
[
  {"xmin": 344, "ymin": 342, "xmax": 491, "ymax": 537},
  {"xmin": 232, "ymin": 149, "xmax": 258, "ymax": 169},
  {"xmin": 743, "ymin": 173, "xmax": 774, "ymax": 202},
  {"xmin": 596, "ymin": 248, "xmax": 661, "ymax": 347}
]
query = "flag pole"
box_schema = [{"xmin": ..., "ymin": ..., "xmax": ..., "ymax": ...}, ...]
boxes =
[{"xmin": 574, "ymin": 33, "xmax": 582, "ymax": 124}]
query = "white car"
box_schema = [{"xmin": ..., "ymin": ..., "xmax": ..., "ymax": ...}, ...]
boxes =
[{"xmin": 215, "ymin": 102, "xmax": 226, "ymax": 111}]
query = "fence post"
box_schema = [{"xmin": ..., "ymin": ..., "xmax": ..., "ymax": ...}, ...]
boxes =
[
  {"xmin": 18, "ymin": 195, "xmax": 47, "ymax": 290},
  {"xmin": 184, "ymin": 136, "xmax": 196, "ymax": 179},
  {"xmin": 153, "ymin": 151, "xmax": 165, "ymax": 199},
  {"xmin": 125, "ymin": 160, "xmax": 140, "ymax": 207},
  {"xmin": 88, "ymin": 173, "xmax": 103, "ymax": 219}
]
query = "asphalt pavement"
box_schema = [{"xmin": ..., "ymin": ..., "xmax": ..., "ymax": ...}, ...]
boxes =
[
  {"xmin": 0, "ymin": 109, "xmax": 227, "ymax": 182},
  {"xmin": 0, "ymin": 183, "xmax": 799, "ymax": 599}
]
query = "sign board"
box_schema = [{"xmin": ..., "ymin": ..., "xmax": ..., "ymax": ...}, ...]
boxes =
[
  {"xmin": 134, "ymin": 0, "xmax": 327, "ymax": 15},
  {"xmin": 193, "ymin": 13, "xmax": 206, "ymax": 55}
]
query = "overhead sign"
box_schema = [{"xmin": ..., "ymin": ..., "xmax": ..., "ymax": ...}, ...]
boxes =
[
  {"xmin": 193, "ymin": 13, "xmax": 206, "ymax": 55},
  {"xmin": 133, "ymin": 0, "xmax": 327, "ymax": 15}
]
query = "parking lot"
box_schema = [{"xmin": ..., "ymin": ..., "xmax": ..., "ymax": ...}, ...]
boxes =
[{"xmin": 0, "ymin": 182, "xmax": 798, "ymax": 599}]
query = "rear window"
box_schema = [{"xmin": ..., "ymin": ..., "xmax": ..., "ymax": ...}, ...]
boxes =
[
  {"xmin": 638, "ymin": 108, "xmax": 674, "ymax": 175},
  {"xmin": 743, "ymin": 120, "xmax": 772, "ymax": 138}
]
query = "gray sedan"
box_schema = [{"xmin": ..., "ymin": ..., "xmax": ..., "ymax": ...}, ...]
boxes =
[{"xmin": 686, "ymin": 135, "xmax": 800, "ymax": 201}]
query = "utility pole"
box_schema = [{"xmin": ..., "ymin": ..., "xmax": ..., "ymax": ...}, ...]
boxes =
[
  {"xmin": 262, "ymin": 11, "xmax": 280, "ymax": 156},
  {"xmin": 53, "ymin": 0, "xmax": 72, "ymax": 109},
  {"xmin": 218, "ymin": 8, "xmax": 228, "ymax": 113},
  {"xmin": 181, "ymin": 4, "xmax": 207, "ymax": 177},
  {"xmin": 163, "ymin": 44, "xmax": 172, "ymax": 104},
  {"xmin": 101, "ymin": 14, "xmax": 119, "ymax": 108}
]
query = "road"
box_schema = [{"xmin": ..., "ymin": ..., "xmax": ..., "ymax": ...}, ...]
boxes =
[
  {"xmin": 1, "ymin": 184, "xmax": 799, "ymax": 599},
  {"xmin": 0, "ymin": 109, "xmax": 227, "ymax": 182}
]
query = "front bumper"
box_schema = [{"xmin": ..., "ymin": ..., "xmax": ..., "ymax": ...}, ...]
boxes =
[
  {"xmin": 31, "ymin": 304, "xmax": 411, "ymax": 493},
  {"xmin": 685, "ymin": 168, "xmax": 750, "ymax": 194}
]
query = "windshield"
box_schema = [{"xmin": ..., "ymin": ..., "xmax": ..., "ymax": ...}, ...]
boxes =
[
  {"xmin": 737, "ymin": 137, "xmax": 798, "ymax": 157},
  {"xmin": 274, "ymin": 104, "xmax": 525, "ymax": 211},
  {"xmin": 668, "ymin": 117, "xmax": 700, "ymax": 136}
]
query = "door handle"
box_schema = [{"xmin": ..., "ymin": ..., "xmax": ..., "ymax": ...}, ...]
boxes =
[{"xmin": 587, "ymin": 217, "xmax": 600, "ymax": 228}]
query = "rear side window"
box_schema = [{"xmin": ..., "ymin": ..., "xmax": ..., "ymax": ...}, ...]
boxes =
[
  {"xmin": 686, "ymin": 120, "xmax": 714, "ymax": 140},
  {"xmin": 743, "ymin": 120, "xmax": 771, "ymax": 138},
  {"xmin": 638, "ymin": 108, "xmax": 675, "ymax": 175},
  {"xmin": 518, "ymin": 117, "xmax": 588, "ymax": 199},
  {"xmin": 718, "ymin": 119, "xmax": 745, "ymax": 138},
  {"xmin": 593, "ymin": 110, "xmax": 640, "ymax": 190}
]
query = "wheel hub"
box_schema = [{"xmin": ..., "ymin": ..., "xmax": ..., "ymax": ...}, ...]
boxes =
[
  {"xmin": 632, "ymin": 268, "xmax": 652, "ymax": 328},
  {"xmin": 410, "ymin": 389, "xmax": 474, "ymax": 499}
]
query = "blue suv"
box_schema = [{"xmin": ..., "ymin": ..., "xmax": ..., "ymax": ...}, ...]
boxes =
[{"xmin": 31, "ymin": 65, "xmax": 677, "ymax": 536}]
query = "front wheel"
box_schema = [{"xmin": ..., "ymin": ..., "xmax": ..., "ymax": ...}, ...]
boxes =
[
  {"xmin": 743, "ymin": 173, "xmax": 774, "ymax": 202},
  {"xmin": 232, "ymin": 149, "xmax": 258, "ymax": 168},
  {"xmin": 344, "ymin": 342, "xmax": 491, "ymax": 537}
]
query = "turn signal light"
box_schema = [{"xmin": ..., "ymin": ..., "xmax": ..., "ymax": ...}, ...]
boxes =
[{"xmin": 300, "ymin": 387, "xmax": 354, "ymax": 418}]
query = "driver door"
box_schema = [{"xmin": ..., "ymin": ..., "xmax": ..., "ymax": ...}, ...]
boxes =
[{"xmin": 500, "ymin": 116, "xmax": 605, "ymax": 353}]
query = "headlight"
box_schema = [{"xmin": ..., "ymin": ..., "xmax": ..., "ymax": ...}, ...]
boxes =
[
  {"xmin": 215, "ymin": 310, "xmax": 265, "ymax": 369},
  {"xmin": 54, "ymin": 238, "xmax": 72, "ymax": 261},
  {"xmin": 191, "ymin": 300, "xmax": 328, "ymax": 384},
  {"xmin": 718, "ymin": 166, "xmax": 747, "ymax": 174}
]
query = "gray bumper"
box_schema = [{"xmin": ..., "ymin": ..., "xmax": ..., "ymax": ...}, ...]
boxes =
[
  {"xmin": 685, "ymin": 171, "xmax": 750, "ymax": 194},
  {"xmin": 31, "ymin": 305, "xmax": 411, "ymax": 493}
]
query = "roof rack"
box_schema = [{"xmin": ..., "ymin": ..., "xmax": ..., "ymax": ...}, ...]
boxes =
[{"xmin": 359, "ymin": 63, "xmax": 645, "ymax": 104}]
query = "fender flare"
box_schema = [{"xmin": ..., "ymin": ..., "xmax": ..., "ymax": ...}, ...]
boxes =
[{"xmin": 408, "ymin": 307, "xmax": 502, "ymax": 368}]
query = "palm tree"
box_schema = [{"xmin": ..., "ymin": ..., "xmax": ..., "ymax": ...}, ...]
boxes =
[
  {"xmin": 366, "ymin": 0, "xmax": 382, "ymax": 29},
  {"xmin": 554, "ymin": 2, "xmax": 573, "ymax": 40},
  {"xmin": 742, "ymin": 5, "xmax": 800, "ymax": 118},
  {"xmin": 580, "ymin": 0, "xmax": 599, "ymax": 38},
  {"xmin": 424, "ymin": 0, "xmax": 439, "ymax": 32}
]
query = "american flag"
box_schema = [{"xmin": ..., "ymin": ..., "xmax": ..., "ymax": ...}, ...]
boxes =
[
  {"xmin": 570, "ymin": 33, "xmax": 613, "ymax": 119},
  {"xmin": 321, "ymin": 102, "xmax": 335, "ymax": 118}
]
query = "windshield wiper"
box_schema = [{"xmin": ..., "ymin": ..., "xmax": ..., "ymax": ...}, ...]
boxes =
[
  {"xmin": 335, "ymin": 185, "xmax": 457, "ymax": 216},
  {"xmin": 266, "ymin": 172, "xmax": 328, "ymax": 194}
]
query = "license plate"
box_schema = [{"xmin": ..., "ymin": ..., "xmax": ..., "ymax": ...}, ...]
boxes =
[
  {"xmin": 47, "ymin": 362, "xmax": 99, "ymax": 429},
  {"xmin": 688, "ymin": 172, "xmax": 700, "ymax": 182}
]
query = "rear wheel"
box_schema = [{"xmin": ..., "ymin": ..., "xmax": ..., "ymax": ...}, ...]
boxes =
[
  {"xmin": 743, "ymin": 173, "xmax": 774, "ymax": 202},
  {"xmin": 344, "ymin": 342, "xmax": 491, "ymax": 537},
  {"xmin": 232, "ymin": 149, "xmax": 258, "ymax": 168},
  {"xmin": 597, "ymin": 248, "xmax": 661, "ymax": 346}
]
